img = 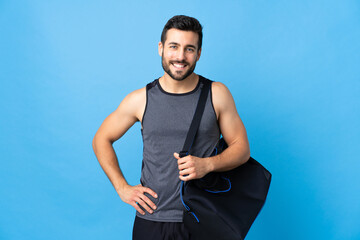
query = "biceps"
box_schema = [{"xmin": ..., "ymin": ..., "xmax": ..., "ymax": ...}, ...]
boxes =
[
  {"xmin": 96, "ymin": 109, "xmax": 138, "ymax": 143},
  {"xmin": 219, "ymin": 108, "xmax": 248, "ymax": 146},
  {"xmin": 212, "ymin": 82, "xmax": 249, "ymax": 147}
]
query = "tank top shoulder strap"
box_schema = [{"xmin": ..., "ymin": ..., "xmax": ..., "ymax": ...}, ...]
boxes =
[{"xmin": 146, "ymin": 79, "xmax": 158, "ymax": 91}]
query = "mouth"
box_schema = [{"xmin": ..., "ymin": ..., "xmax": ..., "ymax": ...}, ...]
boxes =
[{"xmin": 171, "ymin": 62, "xmax": 187, "ymax": 70}]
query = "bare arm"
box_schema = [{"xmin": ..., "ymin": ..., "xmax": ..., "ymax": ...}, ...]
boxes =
[
  {"xmin": 176, "ymin": 82, "xmax": 250, "ymax": 181},
  {"xmin": 208, "ymin": 81, "xmax": 250, "ymax": 171},
  {"xmin": 92, "ymin": 87, "xmax": 157, "ymax": 215}
]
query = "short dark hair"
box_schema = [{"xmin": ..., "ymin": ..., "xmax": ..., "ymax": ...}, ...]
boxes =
[{"xmin": 161, "ymin": 15, "xmax": 203, "ymax": 50}]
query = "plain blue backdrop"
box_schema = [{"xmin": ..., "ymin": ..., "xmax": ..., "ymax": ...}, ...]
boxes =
[{"xmin": 1, "ymin": 0, "xmax": 359, "ymax": 239}]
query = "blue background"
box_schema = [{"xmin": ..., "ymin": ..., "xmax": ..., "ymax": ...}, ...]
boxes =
[{"xmin": 1, "ymin": 0, "xmax": 359, "ymax": 239}]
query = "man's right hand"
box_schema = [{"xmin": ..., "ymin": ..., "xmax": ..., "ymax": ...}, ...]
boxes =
[{"xmin": 117, "ymin": 184, "xmax": 158, "ymax": 215}]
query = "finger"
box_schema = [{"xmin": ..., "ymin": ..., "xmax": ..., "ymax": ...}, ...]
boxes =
[
  {"xmin": 142, "ymin": 187, "xmax": 158, "ymax": 199},
  {"xmin": 178, "ymin": 161, "xmax": 189, "ymax": 170},
  {"xmin": 174, "ymin": 152, "xmax": 181, "ymax": 159},
  {"xmin": 135, "ymin": 197, "xmax": 154, "ymax": 214},
  {"xmin": 179, "ymin": 173, "xmax": 195, "ymax": 182},
  {"xmin": 179, "ymin": 168, "xmax": 192, "ymax": 176},
  {"xmin": 131, "ymin": 202, "xmax": 145, "ymax": 215},
  {"xmin": 139, "ymin": 193, "xmax": 157, "ymax": 210},
  {"xmin": 177, "ymin": 157, "xmax": 188, "ymax": 166}
]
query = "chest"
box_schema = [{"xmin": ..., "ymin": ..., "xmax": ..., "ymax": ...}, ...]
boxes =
[{"xmin": 142, "ymin": 89, "xmax": 219, "ymax": 142}]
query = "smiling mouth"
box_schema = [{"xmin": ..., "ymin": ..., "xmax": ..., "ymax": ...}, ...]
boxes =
[{"xmin": 171, "ymin": 62, "xmax": 187, "ymax": 69}]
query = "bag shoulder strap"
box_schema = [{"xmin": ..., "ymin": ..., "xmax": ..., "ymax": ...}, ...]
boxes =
[{"xmin": 179, "ymin": 76, "xmax": 212, "ymax": 158}]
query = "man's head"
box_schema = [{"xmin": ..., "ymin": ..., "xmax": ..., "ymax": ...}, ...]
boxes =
[
  {"xmin": 161, "ymin": 15, "xmax": 203, "ymax": 50},
  {"xmin": 159, "ymin": 15, "xmax": 203, "ymax": 81}
]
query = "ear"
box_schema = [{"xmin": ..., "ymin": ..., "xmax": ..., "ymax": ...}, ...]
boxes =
[
  {"xmin": 158, "ymin": 42, "xmax": 163, "ymax": 57},
  {"xmin": 196, "ymin": 48, "xmax": 202, "ymax": 61}
]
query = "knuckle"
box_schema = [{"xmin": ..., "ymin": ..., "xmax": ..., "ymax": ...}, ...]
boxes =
[{"xmin": 143, "ymin": 205, "xmax": 151, "ymax": 211}]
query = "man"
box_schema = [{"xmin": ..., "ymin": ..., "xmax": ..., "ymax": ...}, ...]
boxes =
[{"xmin": 92, "ymin": 15, "xmax": 250, "ymax": 239}]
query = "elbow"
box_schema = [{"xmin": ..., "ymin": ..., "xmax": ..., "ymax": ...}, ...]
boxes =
[
  {"xmin": 92, "ymin": 134, "xmax": 98, "ymax": 154},
  {"xmin": 245, "ymin": 149, "xmax": 251, "ymax": 162},
  {"xmin": 242, "ymin": 145, "xmax": 251, "ymax": 164},
  {"xmin": 92, "ymin": 133, "xmax": 113, "ymax": 155}
]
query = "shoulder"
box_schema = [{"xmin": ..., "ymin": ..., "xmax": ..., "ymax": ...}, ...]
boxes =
[
  {"xmin": 115, "ymin": 86, "xmax": 147, "ymax": 121},
  {"xmin": 124, "ymin": 86, "xmax": 146, "ymax": 104},
  {"xmin": 210, "ymin": 81, "xmax": 236, "ymax": 115},
  {"xmin": 211, "ymin": 81, "xmax": 231, "ymax": 97}
]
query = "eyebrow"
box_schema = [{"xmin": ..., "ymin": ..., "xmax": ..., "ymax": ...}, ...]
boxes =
[{"xmin": 168, "ymin": 42, "xmax": 197, "ymax": 49}]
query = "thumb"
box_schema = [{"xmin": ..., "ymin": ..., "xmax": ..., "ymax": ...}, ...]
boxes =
[{"xmin": 173, "ymin": 152, "xmax": 181, "ymax": 159}]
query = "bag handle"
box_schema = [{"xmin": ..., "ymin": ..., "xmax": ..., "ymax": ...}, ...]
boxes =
[{"xmin": 179, "ymin": 76, "xmax": 211, "ymax": 158}]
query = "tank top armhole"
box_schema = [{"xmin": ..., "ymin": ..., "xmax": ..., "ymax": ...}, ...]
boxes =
[
  {"xmin": 209, "ymin": 81, "xmax": 221, "ymax": 131},
  {"xmin": 141, "ymin": 79, "xmax": 158, "ymax": 129}
]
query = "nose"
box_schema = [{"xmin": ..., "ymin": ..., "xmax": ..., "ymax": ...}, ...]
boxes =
[{"xmin": 175, "ymin": 48, "xmax": 186, "ymax": 61}]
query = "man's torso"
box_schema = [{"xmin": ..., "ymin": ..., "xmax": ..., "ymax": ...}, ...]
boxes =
[{"xmin": 138, "ymin": 75, "xmax": 220, "ymax": 222}]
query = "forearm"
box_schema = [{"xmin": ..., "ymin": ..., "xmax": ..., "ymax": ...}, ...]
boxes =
[
  {"xmin": 92, "ymin": 136, "xmax": 128, "ymax": 192},
  {"xmin": 207, "ymin": 140, "xmax": 250, "ymax": 172}
]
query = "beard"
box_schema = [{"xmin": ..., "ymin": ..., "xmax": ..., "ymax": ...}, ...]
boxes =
[{"xmin": 161, "ymin": 53, "xmax": 197, "ymax": 81}]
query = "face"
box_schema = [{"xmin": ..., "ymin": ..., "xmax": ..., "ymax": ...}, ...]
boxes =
[{"xmin": 159, "ymin": 28, "xmax": 201, "ymax": 81}]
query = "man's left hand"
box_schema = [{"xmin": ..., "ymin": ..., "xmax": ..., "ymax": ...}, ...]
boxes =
[{"xmin": 174, "ymin": 152, "xmax": 212, "ymax": 181}]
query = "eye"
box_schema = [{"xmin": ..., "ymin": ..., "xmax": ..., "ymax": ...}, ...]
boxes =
[
  {"xmin": 186, "ymin": 48, "xmax": 195, "ymax": 52},
  {"xmin": 169, "ymin": 45, "xmax": 177, "ymax": 49}
]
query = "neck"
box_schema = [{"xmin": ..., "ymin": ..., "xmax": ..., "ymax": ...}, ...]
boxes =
[{"xmin": 159, "ymin": 73, "xmax": 199, "ymax": 94}]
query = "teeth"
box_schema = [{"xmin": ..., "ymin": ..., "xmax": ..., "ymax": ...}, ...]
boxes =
[{"xmin": 173, "ymin": 63, "xmax": 186, "ymax": 68}]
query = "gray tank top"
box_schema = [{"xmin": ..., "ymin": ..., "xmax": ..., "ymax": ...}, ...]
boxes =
[{"xmin": 138, "ymin": 75, "xmax": 220, "ymax": 222}]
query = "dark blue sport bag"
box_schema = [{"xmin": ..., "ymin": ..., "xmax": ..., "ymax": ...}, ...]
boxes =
[{"xmin": 179, "ymin": 77, "xmax": 271, "ymax": 240}]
